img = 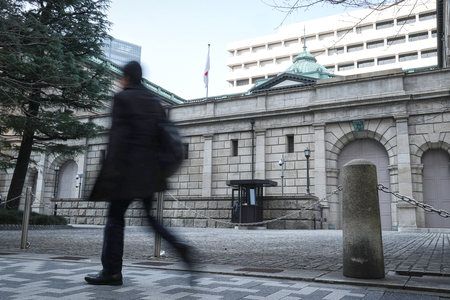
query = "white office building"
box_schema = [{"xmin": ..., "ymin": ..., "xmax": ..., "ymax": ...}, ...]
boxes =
[{"xmin": 226, "ymin": 0, "xmax": 439, "ymax": 94}]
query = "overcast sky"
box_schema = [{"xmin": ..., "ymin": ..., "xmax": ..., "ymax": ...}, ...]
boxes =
[{"xmin": 106, "ymin": 0, "xmax": 352, "ymax": 100}]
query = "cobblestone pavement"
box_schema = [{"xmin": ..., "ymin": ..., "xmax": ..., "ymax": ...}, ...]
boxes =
[
  {"xmin": 1, "ymin": 226, "xmax": 450, "ymax": 276},
  {"xmin": 1, "ymin": 255, "xmax": 450, "ymax": 299}
]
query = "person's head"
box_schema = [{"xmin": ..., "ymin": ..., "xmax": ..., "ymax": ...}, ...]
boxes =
[{"xmin": 121, "ymin": 61, "xmax": 142, "ymax": 87}]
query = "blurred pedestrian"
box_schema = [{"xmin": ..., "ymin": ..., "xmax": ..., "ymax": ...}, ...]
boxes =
[{"xmin": 85, "ymin": 61, "xmax": 193, "ymax": 286}]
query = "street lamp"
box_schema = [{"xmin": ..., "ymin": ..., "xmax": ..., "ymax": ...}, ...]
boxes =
[
  {"xmin": 304, "ymin": 148, "xmax": 311, "ymax": 195},
  {"xmin": 53, "ymin": 165, "xmax": 60, "ymax": 216},
  {"xmin": 279, "ymin": 158, "xmax": 285, "ymax": 196}
]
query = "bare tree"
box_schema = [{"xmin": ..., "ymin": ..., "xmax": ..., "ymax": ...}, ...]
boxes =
[{"xmin": 263, "ymin": 0, "xmax": 409, "ymax": 28}]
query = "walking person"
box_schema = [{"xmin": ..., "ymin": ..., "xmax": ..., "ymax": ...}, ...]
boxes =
[{"xmin": 85, "ymin": 61, "xmax": 193, "ymax": 286}]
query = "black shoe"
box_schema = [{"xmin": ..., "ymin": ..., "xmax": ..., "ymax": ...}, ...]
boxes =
[{"xmin": 85, "ymin": 270, "xmax": 123, "ymax": 286}]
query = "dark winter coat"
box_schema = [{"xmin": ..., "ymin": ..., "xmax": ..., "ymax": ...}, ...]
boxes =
[{"xmin": 89, "ymin": 84, "xmax": 167, "ymax": 201}]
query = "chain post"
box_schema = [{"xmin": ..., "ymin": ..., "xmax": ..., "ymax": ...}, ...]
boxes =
[
  {"xmin": 154, "ymin": 192, "xmax": 163, "ymax": 257},
  {"xmin": 20, "ymin": 187, "xmax": 32, "ymax": 249}
]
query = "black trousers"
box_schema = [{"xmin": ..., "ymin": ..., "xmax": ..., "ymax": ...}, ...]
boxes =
[{"xmin": 101, "ymin": 196, "xmax": 179, "ymax": 275}]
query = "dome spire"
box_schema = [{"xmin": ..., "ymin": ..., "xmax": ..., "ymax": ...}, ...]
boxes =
[
  {"xmin": 281, "ymin": 25, "xmax": 335, "ymax": 79},
  {"xmin": 303, "ymin": 25, "xmax": 307, "ymax": 52}
]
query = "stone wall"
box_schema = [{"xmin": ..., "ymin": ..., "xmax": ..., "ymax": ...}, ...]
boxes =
[{"xmin": 50, "ymin": 196, "xmax": 322, "ymax": 229}]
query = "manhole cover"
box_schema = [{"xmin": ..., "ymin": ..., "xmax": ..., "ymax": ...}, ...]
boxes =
[
  {"xmin": 50, "ymin": 256, "xmax": 89, "ymax": 261},
  {"xmin": 133, "ymin": 261, "xmax": 174, "ymax": 266},
  {"xmin": 235, "ymin": 268, "xmax": 283, "ymax": 273}
]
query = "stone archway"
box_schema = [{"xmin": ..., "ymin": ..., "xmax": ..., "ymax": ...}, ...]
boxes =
[
  {"xmin": 422, "ymin": 149, "xmax": 450, "ymax": 228},
  {"xmin": 337, "ymin": 138, "xmax": 392, "ymax": 231}
]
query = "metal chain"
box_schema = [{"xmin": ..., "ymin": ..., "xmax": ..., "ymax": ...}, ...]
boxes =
[
  {"xmin": 30, "ymin": 193, "xmax": 56, "ymax": 214},
  {"xmin": 165, "ymin": 186, "xmax": 342, "ymax": 226},
  {"xmin": 377, "ymin": 184, "xmax": 450, "ymax": 218},
  {"xmin": 1, "ymin": 194, "xmax": 25, "ymax": 205}
]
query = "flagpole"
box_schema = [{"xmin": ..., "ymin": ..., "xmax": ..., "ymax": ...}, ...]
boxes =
[
  {"xmin": 206, "ymin": 44, "xmax": 210, "ymax": 98},
  {"xmin": 203, "ymin": 44, "xmax": 211, "ymax": 98}
]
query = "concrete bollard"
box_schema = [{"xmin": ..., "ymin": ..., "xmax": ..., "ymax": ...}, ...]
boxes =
[{"xmin": 342, "ymin": 159, "xmax": 385, "ymax": 279}]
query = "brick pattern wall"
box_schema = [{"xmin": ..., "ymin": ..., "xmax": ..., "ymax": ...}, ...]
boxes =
[{"xmin": 167, "ymin": 136, "xmax": 204, "ymax": 197}]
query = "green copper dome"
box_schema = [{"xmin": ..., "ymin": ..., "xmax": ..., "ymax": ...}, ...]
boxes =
[{"xmin": 282, "ymin": 45, "xmax": 333, "ymax": 79}]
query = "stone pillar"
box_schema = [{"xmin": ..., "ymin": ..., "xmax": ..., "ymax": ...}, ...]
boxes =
[
  {"xmin": 255, "ymin": 130, "xmax": 266, "ymax": 180},
  {"xmin": 314, "ymin": 123, "xmax": 331, "ymax": 227},
  {"xmin": 313, "ymin": 123, "xmax": 327, "ymax": 199},
  {"xmin": 394, "ymin": 115, "xmax": 417, "ymax": 228},
  {"xmin": 342, "ymin": 159, "xmax": 384, "ymax": 279},
  {"xmin": 202, "ymin": 134, "xmax": 213, "ymax": 197}
]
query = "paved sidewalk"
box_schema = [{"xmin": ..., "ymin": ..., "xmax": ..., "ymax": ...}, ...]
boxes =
[
  {"xmin": 1, "ymin": 226, "xmax": 450, "ymax": 296},
  {"xmin": 1, "ymin": 253, "xmax": 450, "ymax": 299}
]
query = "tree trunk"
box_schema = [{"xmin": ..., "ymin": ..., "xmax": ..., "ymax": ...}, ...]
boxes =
[{"xmin": 6, "ymin": 102, "xmax": 39, "ymax": 210}]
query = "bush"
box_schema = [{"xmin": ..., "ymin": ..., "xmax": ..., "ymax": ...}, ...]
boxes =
[{"xmin": 0, "ymin": 209, "xmax": 67, "ymax": 225}]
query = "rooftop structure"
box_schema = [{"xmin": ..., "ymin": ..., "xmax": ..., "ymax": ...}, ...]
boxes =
[
  {"xmin": 101, "ymin": 37, "xmax": 142, "ymax": 67},
  {"xmin": 226, "ymin": 0, "xmax": 439, "ymax": 94}
]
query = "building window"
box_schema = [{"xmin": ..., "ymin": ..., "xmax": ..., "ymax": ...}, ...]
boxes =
[
  {"xmin": 232, "ymin": 140, "xmax": 238, "ymax": 156},
  {"xmin": 328, "ymin": 47, "xmax": 344, "ymax": 56},
  {"xmin": 252, "ymin": 76, "xmax": 265, "ymax": 84},
  {"xmin": 356, "ymin": 24, "xmax": 373, "ymax": 34},
  {"xmin": 376, "ymin": 20, "xmax": 394, "ymax": 30},
  {"xmin": 399, "ymin": 52, "xmax": 418, "ymax": 62},
  {"xmin": 319, "ymin": 32, "xmax": 334, "ymax": 41},
  {"xmin": 252, "ymin": 45, "xmax": 265, "ymax": 53},
  {"xmin": 237, "ymin": 48, "xmax": 250, "ymax": 56},
  {"xmin": 421, "ymin": 49, "xmax": 437, "ymax": 58},
  {"xmin": 268, "ymin": 42, "xmax": 282, "ymax": 50},
  {"xmin": 182, "ymin": 143, "xmax": 189, "ymax": 159},
  {"xmin": 347, "ymin": 44, "xmax": 363, "ymax": 52},
  {"xmin": 378, "ymin": 56, "xmax": 396, "ymax": 65},
  {"xmin": 337, "ymin": 29, "xmax": 352, "ymax": 37},
  {"xmin": 236, "ymin": 79, "xmax": 249, "ymax": 86},
  {"xmin": 284, "ymin": 39, "xmax": 299, "ymax": 47},
  {"xmin": 409, "ymin": 32, "xmax": 429, "ymax": 42},
  {"xmin": 431, "ymin": 30, "xmax": 437, "ymax": 38},
  {"xmin": 276, "ymin": 56, "xmax": 290, "ymax": 64},
  {"xmin": 419, "ymin": 11, "xmax": 436, "ymax": 21},
  {"xmin": 387, "ymin": 36, "xmax": 406, "ymax": 45},
  {"xmin": 397, "ymin": 16, "xmax": 416, "ymax": 25},
  {"xmin": 358, "ymin": 60, "xmax": 374, "ymax": 68},
  {"xmin": 311, "ymin": 50, "xmax": 325, "ymax": 57},
  {"xmin": 301, "ymin": 36, "xmax": 316, "ymax": 45},
  {"xmin": 367, "ymin": 40, "xmax": 384, "ymax": 49},
  {"xmin": 325, "ymin": 65, "xmax": 335, "ymax": 73},
  {"xmin": 260, "ymin": 59, "xmax": 273, "ymax": 67},
  {"xmin": 287, "ymin": 136, "xmax": 294, "ymax": 153},
  {"xmin": 338, "ymin": 63, "xmax": 354, "ymax": 71},
  {"xmin": 100, "ymin": 150, "xmax": 106, "ymax": 164},
  {"xmin": 232, "ymin": 65, "xmax": 242, "ymax": 72},
  {"xmin": 244, "ymin": 62, "xmax": 257, "ymax": 70}
]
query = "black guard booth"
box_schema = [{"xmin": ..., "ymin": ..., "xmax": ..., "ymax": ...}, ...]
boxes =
[{"xmin": 226, "ymin": 180, "xmax": 277, "ymax": 225}]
